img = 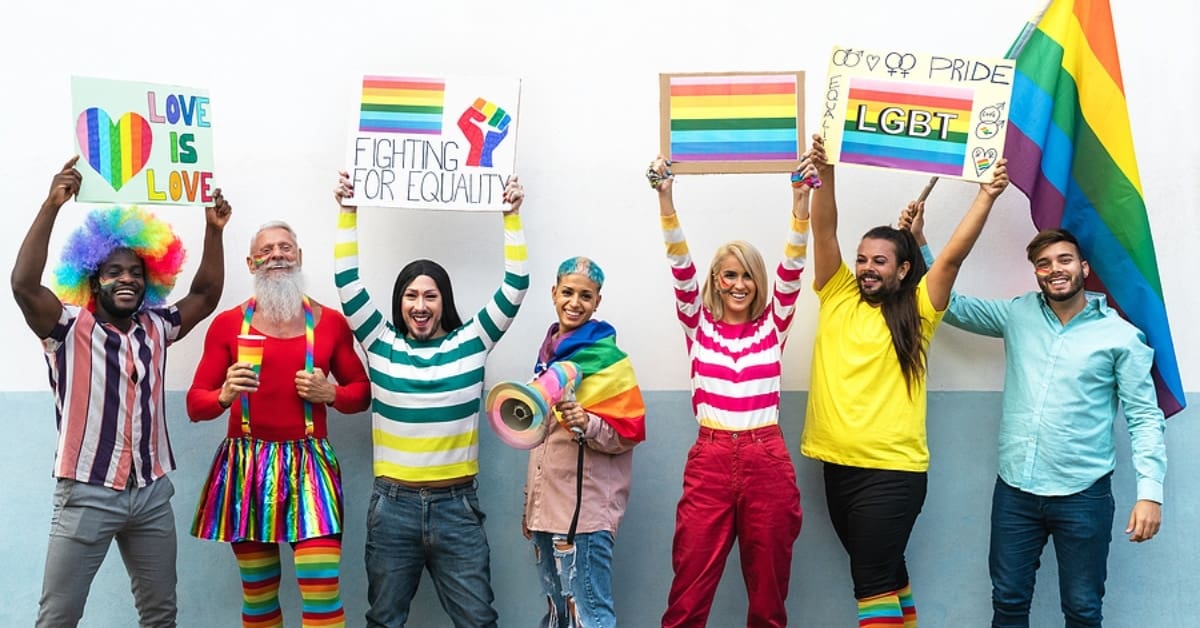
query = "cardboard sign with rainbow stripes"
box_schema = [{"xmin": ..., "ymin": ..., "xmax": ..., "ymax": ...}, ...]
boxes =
[
  {"xmin": 659, "ymin": 71, "xmax": 805, "ymax": 174},
  {"xmin": 346, "ymin": 74, "xmax": 520, "ymax": 211},
  {"xmin": 71, "ymin": 76, "xmax": 215, "ymax": 205},
  {"xmin": 820, "ymin": 46, "xmax": 1015, "ymax": 182}
]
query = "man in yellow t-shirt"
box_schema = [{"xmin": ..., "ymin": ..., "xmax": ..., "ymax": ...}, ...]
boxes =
[{"xmin": 800, "ymin": 134, "xmax": 1009, "ymax": 627}]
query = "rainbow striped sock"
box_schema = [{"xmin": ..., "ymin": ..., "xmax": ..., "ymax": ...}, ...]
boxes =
[
  {"xmin": 232, "ymin": 542, "xmax": 283, "ymax": 628},
  {"xmin": 897, "ymin": 583, "xmax": 917, "ymax": 627},
  {"xmin": 294, "ymin": 537, "xmax": 345, "ymax": 627},
  {"xmin": 858, "ymin": 591, "xmax": 904, "ymax": 627}
]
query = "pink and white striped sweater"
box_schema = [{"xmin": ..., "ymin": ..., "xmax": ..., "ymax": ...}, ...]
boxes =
[{"xmin": 660, "ymin": 213, "xmax": 809, "ymax": 430}]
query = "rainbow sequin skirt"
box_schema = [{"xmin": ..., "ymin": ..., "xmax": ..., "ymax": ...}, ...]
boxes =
[{"xmin": 191, "ymin": 436, "xmax": 343, "ymax": 543}]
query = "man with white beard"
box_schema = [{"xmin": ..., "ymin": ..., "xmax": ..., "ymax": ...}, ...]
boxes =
[{"xmin": 186, "ymin": 221, "xmax": 371, "ymax": 628}]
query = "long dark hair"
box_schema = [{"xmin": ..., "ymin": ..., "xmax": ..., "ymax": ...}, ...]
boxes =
[
  {"xmin": 392, "ymin": 259, "xmax": 464, "ymax": 337},
  {"xmin": 861, "ymin": 226, "xmax": 928, "ymax": 396}
]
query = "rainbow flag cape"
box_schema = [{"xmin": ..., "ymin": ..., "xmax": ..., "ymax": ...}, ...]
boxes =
[
  {"xmin": 1004, "ymin": 0, "xmax": 1184, "ymax": 416},
  {"xmin": 536, "ymin": 320, "xmax": 647, "ymax": 441}
]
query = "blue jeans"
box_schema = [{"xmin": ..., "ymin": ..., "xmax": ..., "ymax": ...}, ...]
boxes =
[
  {"xmin": 364, "ymin": 477, "xmax": 497, "ymax": 628},
  {"xmin": 531, "ymin": 530, "xmax": 616, "ymax": 628},
  {"xmin": 990, "ymin": 474, "xmax": 1114, "ymax": 628}
]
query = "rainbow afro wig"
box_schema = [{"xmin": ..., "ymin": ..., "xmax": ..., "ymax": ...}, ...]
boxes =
[{"xmin": 52, "ymin": 206, "xmax": 186, "ymax": 310}]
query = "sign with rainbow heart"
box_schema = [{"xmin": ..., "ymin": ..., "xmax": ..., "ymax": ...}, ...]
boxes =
[
  {"xmin": 345, "ymin": 74, "xmax": 520, "ymax": 211},
  {"xmin": 820, "ymin": 46, "xmax": 1014, "ymax": 183},
  {"xmin": 71, "ymin": 76, "xmax": 215, "ymax": 205}
]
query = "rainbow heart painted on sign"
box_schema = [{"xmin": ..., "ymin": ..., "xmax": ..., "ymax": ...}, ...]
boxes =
[{"xmin": 76, "ymin": 108, "xmax": 153, "ymax": 191}]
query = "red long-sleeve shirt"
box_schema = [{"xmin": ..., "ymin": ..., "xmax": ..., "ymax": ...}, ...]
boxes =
[{"xmin": 187, "ymin": 301, "xmax": 371, "ymax": 440}]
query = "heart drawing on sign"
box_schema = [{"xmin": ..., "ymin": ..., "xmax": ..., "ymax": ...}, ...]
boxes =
[
  {"xmin": 866, "ymin": 54, "xmax": 881, "ymax": 70},
  {"xmin": 972, "ymin": 147, "xmax": 998, "ymax": 177},
  {"xmin": 75, "ymin": 108, "xmax": 153, "ymax": 191}
]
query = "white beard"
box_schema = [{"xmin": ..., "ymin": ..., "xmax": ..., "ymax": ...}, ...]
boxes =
[{"xmin": 254, "ymin": 265, "xmax": 305, "ymax": 325}]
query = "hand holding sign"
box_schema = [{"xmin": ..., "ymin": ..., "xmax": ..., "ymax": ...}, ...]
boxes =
[
  {"xmin": 502, "ymin": 175, "xmax": 524, "ymax": 215},
  {"xmin": 205, "ymin": 188, "xmax": 232, "ymax": 230},
  {"xmin": 45, "ymin": 156, "xmax": 83, "ymax": 210}
]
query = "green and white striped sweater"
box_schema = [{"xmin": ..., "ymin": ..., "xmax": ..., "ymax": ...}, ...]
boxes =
[{"xmin": 334, "ymin": 211, "xmax": 529, "ymax": 481}]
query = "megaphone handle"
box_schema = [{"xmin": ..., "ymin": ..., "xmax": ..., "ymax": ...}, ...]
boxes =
[{"xmin": 563, "ymin": 381, "xmax": 586, "ymax": 438}]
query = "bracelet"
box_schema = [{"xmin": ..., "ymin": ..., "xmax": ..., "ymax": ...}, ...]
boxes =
[
  {"xmin": 790, "ymin": 171, "xmax": 822, "ymax": 189},
  {"xmin": 646, "ymin": 160, "xmax": 673, "ymax": 189}
]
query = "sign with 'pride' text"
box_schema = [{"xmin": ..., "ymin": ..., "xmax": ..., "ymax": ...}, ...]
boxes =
[
  {"xmin": 346, "ymin": 74, "xmax": 521, "ymax": 212},
  {"xmin": 821, "ymin": 46, "xmax": 1014, "ymax": 182},
  {"xmin": 71, "ymin": 76, "xmax": 215, "ymax": 205}
]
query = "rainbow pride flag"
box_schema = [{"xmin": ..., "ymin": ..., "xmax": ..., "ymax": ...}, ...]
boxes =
[
  {"xmin": 537, "ymin": 320, "xmax": 646, "ymax": 442},
  {"xmin": 668, "ymin": 75, "xmax": 799, "ymax": 161},
  {"xmin": 840, "ymin": 78, "xmax": 973, "ymax": 176},
  {"xmin": 358, "ymin": 76, "xmax": 445, "ymax": 134},
  {"xmin": 1005, "ymin": 0, "xmax": 1184, "ymax": 416}
]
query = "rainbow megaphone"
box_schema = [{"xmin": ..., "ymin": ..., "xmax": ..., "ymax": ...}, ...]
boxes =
[{"xmin": 485, "ymin": 361, "xmax": 582, "ymax": 450}]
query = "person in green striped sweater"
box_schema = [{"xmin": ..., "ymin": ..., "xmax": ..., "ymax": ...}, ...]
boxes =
[{"xmin": 333, "ymin": 171, "xmax": 528, "ymax": 628}]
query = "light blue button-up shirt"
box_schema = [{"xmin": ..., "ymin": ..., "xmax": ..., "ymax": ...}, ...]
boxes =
[{"xmin": 943, "ymin": 289, "xmax": 1166, "ymax": 502}]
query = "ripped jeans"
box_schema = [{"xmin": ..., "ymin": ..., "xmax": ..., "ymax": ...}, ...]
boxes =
[{"xmin": 530, "ymin": 530, "xmax": 616, "ymax": 628}]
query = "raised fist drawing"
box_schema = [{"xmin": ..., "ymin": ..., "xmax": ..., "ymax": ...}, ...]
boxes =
[{"xmin": 458, "ymin": 98, "xmax": 512, "ymax": 167}]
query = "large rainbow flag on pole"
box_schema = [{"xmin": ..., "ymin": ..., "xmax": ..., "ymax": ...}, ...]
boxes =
[{"xmin": 1004, "ymin": 0, "xmax": 1185, "ymax": 416}]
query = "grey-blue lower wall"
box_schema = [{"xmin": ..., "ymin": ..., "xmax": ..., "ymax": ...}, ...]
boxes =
[{"xmin": 2, "ymin": 391, "xmax": 1195, "ymax": 627}]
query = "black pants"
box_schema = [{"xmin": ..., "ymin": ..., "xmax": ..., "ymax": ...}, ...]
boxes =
[{"xmin": 823, "ymin": 462, "xmax": 927, "ymax": 598}]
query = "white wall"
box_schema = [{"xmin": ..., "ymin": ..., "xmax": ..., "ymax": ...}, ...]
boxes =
[{"xmin": 2, "ymin": 0, "xmax": 1196, "ymax": 394}]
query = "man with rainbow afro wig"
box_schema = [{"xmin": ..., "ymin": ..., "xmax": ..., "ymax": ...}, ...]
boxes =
[{"xmin": 11, "ymin": 156, "xmax": 232, "ymax": 627}]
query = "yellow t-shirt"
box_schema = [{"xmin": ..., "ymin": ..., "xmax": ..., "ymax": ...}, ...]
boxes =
[{"xmin": 801, "ymin": 263, "xmax": 945, "ymax": 472}]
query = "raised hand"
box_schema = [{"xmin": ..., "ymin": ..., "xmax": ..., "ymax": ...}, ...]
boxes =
[
  {"xmin": 458, "ymin": 98, "xmax": 512, "ymax": 168},
  {"xmin": 791, "ymin": 155, "xmax": 821, "ymax": 194},
  {"xmin": 205, "ymin": 188, "xmax": 232, "ymax": 230},
  {"xmin": 647, "ymin": 155, "xmax": 673, "ymax": 195},
  {"xmin": 334, "ymin": 170, "xmax": 357, "ymax": 212},
  {"xmin": 981, "ymin": 157, "xmax": 1010, "ymax": 199},
  {"xmin": 897, "ymin": 200, "xmax": 926, "ymax": 245},
  {"xmin": 502, "ymin": 175, "xmax": 524, "ymax": 215},
  {"xmin": 45, "ymin": 156, "xmax": 82, "ymax": 209},
  {"xmin": 791, "ymin": 154, "xmax": 821, "ymax": 220},
  {"xmin": 809, "ymin": 134, "xmax": 832, "ymax": 174}
]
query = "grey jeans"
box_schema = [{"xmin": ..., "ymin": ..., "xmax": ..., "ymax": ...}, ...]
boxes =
[{"xmin": 37, "ymin": 476, "xmax": 178, "ymax": 628}]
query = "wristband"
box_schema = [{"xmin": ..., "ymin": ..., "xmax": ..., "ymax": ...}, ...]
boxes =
[{"xmin": 646, "ymin": 160, "xmax": 673, "ymax": 189}]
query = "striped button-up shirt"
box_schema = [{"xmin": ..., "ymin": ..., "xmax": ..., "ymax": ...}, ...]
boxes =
[{"xmin": 43, "ymin": 304, "xmax": 182, "ymax": 490}]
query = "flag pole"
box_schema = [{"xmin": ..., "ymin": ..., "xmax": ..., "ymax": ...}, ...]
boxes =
[
  {"xmin": 913, "ymin": 0, "xmax": 1055, "ymax": 205},
  {"xmin": 1006, "ymin": 0, "xmax": 1056, "ymax": 59}
]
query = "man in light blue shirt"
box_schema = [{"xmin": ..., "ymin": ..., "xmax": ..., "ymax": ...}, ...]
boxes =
[{"xmin": 903, "ymin": 206, "xmax": 1166, "ymax": 628}]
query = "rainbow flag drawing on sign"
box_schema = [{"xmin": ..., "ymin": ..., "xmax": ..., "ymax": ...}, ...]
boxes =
[
  {"xmin": 1005, "ymin": 0, "xmax": 1184, "ymax": 416},
  {"xmin": 667, "ymin": 74, "xmax": 799, "ymax": 162},
  {"xmin": 841, "ymin": 78, "xmax": 973, "ymax": 176},
  {"xmin": 358, "ymin": 76, "xmax": 445, "ymax": 135}
]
